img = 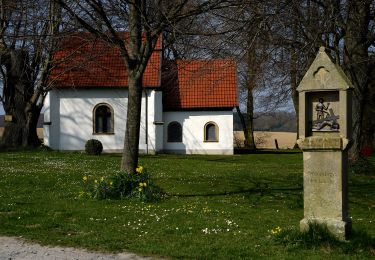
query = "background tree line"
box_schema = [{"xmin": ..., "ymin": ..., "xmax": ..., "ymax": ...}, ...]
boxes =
[{"xmin": 165, "ymin": 0, "xmax": 374, "ymax": 160}]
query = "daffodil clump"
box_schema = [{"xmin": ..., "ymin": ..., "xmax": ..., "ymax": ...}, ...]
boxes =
[
  {"xmin": 80, "ymin": 165, "xmax": 162, "ymax": 201},
  {"xmin": 270, "ymin": 226, "xmax": 282, "ymax": 235}
]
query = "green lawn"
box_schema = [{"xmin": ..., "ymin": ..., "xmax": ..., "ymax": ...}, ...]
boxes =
[{"xmin": 0, "ymin": 150, "xmax": 374, "ymax": 258}]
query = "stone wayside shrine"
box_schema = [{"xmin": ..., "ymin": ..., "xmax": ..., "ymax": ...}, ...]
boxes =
[{"xmin": 297, "ymin": 47, "xmax": 353, "ymax": 240}]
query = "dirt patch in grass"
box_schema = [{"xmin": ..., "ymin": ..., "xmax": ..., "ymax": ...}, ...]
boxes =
[{"xmin": 0, "ymin": 236, "xmax": 149, "ymax": 259}]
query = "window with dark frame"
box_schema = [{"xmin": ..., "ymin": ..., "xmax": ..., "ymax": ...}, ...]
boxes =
[
  {"xmin": 204, "ymin": 122, "xmax": 218, "ymax": 142},
  {"xmin": 167, "ymin": 121, "xmax": 182, "ymax": 142},
  {"xmin": 94, "ymin": 104, "xmax": 114, "ymax": 134}
]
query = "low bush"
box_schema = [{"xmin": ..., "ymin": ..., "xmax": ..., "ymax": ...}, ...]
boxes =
[
  {"xmin": 85, "ymin": 139, "xmax": 103, "ymax": 155},
  {"xmin": 80, "ymin": 165, "xmax": 163, "ymax": 202}
]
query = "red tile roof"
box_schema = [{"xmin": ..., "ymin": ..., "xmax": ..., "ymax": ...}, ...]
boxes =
[
  {"xmin": 49, "ymin": 33, "xmax": 161, "ymax": 88},
  {"xmin": 49, "ymin": 33, "xmax": 237, "ymax": 109},
  {"xmin": 162, "ymin": 60, "xmax": 238, "ymax": 110}
]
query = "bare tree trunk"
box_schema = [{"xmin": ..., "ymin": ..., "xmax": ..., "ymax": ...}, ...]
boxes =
[
  {"xmin": 2, "ymin": 108, "xmax": 25, "ymax": 148},
  {"xmin": 360, "ymin": 65, "xmax": 375, "ymax": 149},
  {"xmin": 23, "ymin": 102, "xmax": 43, "ymax": 147},
  {"xmin": 344, "ymin": 0, "xmax": 371, "ymax": 162},
  {"xmin": 121, "ymin": 76, "xmax": 143, "ymax": 172},
  {"xmin": 120, "ymin": 0, "xmax": 142, "ymax": 173},
  {"xmin": 289, "ymin": 3, "xmax": 301, "ymax": 148},
  {"xmin": 0, "ymin": 0, "xmax": 61, "ymax": 149},
  {"xmin": 244, "ymin": 45, "xmax": 256, "ymax": 150},
  {"xmin": 1, "ymin": 49, "xmax": 41, "ymax": 148},
  {"xmin": 235, "ymin": 106, "xmax": 247, "ymax": 148},
  {"xmin": 244, "ymin": 83, "xmax": 256, "ymax": 150},
  {"xmin": 290, "ymin": 50, "xmax": 299, "ymax": 147}
]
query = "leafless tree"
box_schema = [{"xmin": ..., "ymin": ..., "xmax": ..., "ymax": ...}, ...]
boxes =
[
  {"xmin": 163, "ymin": 0, "xmax": 375, "ymax": 157},
  {"xmin": 283, "ymin": 0, "xmax": 375, "ymax": 160},
  {"xmin": 343, "ymin": 0, "xmax": 374, "ymax": 160},
  {"xmin": 0, "ymin": 0, "xmax": 63, "ymax": 148},
  {"xmin": 57, "ymin": 0, "xmax": 233, "ymax": 173},
  {"xmin": 163, "ymin": 1, "xmax": 292, "ymax": 150}
]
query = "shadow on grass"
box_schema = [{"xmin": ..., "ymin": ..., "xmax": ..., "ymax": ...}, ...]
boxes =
[
  {"xmin": 0, "ymin": 145, "xmax": 51, "ymax": 153},
  {"xmin": 164, "ymin": 185, "xmax": 304, "ymax": 210},
  {"xmin": 274, "ymin": 223, "xmax": 375, "ymax": 256},
  {"xmin": 234, "ymin": 148, "xmax": 301, "ymax": 154},
  {"xmin": 166, "ymin": 183, "xmax": 302, "ymax": 198}
]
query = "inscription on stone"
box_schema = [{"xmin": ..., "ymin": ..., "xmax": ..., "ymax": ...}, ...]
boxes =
[{"xmin": 305, "ymin": 171, "xmax": 335, "ymax": 184}]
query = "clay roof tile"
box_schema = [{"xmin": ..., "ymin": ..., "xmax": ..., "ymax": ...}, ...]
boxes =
[
  {"xmin": 49, "ymin": 32, "xmax": 161, "ymax": 88},
  {"xmin": 162, "ymin": 60, "xmax": 238, "ymax": 110}
]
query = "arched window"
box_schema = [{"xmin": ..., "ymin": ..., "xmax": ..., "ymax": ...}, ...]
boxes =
[
  {"xmin": 204, "ymin": 122, "xmax": 218, "ymax": 142},
  {"xmin": 93, "ymin": 103, "xmax": 114, "ymax": 134},
  {"xmin": 167, "ymin": 121, "xmax": 182, "ymax": 142}
]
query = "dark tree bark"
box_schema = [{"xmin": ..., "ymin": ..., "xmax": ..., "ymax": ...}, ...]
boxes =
[
  {"xmin": 361, "ymin": 78, "xmax": 375, "ymax": 150},
  {"xmin": 359, "ymin": 63, "xmax": 375, "ymax": 150},
  {"xmin": 343, "ymin": 0, "xmax": 371, "ymax": 161},
  {"xmin": 120, "ymin": 1, "xmax": 144, "ymax": 172},
  {"xmin": 244, "ymin": 45, "xmax": 256, "ymax": 150},
  {"xmin": 0, "ymin": 0, "xmax": 61, "ymax": 149},
  {"xmin": 122, "ymin": 76, "xmax": 143, "ymax": 172},
  {"xmin": 235, "ymin": 106, "xmax": 247, "ymax": 147},
  {"xmin": 290, "ymin": 49, "xmax": 299, "ymax": 146},
  {"xmin": 1, "ymin": 49, "xmax": 40, "ymax": 148}
]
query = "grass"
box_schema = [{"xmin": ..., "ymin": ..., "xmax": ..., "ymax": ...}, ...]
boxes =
[{"xmin": 0, "ymin": 150, "xmax": 374, "ymax": 258}]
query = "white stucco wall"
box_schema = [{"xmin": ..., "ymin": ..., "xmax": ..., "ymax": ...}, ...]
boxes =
[
  {"xmin": 43, "ymin": 90, "xmax": 60, "ymax": 149},
  {"xmin": 43, "ymin": 88, "xmax": 161, "ymax": 153},
  {"xmin": 43, "ymin": 88, "xmax": 234, "ymax": 155},
  {"xmin": 163, "ymin": 111, "xmax": 234, "ymax": 155}
]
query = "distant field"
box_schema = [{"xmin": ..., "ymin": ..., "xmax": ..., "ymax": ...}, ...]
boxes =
[{"xmin": 234, "ymin": 131, "xmax": 297, "ymax": 149}]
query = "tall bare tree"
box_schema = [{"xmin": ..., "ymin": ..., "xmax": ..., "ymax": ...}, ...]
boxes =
[
  {"xmin": 165, "ymin": 0, "xmax": 375, "ymax": 156},
  {"xmin": 57, "ymin": 0, "xmax": 232, "ymax": 173},
  {"xmin": 219, "ymin": 1, "xmax": 292, "ymax": 149},
  {"xmin": 270, "ymin": 0, "xmax": 374, "ymax": 158},
  {"xmin": 343, "ymin": 0, "xmax": 373, "ymax": 160},
  {"xmin": 0, "ymin": 0, "xmax": 62, "ymax": 148}
]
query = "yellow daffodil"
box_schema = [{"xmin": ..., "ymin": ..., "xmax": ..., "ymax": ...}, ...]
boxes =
[
  {"xmin": 138, "ymin": 187, "xmax": 143, "ymax": 192},
  {"xmin": 83, "ymin": 176, "xmax": 88, "ymax": 182},
  {"xmin": 136, "ymin": 166, "xmax": 144, "ymax": 174},
  {"xmin": 109, "ymin": 181, "xmax": 113, "ymax": 186},
  {"xmin": 143, "ymin": 182, "xmax": 147, "ymax": 187},
  {"xmin": 139, "ymin": 182, "xmax": 143, "ymax": 187},
  {"xmin": 100, "ymin": 177, "xmax": 104, "ymax": 181},
  {"xmin": 94, "ymin": 179, "xmax": 98, "ymax": 184},
  {"xmin": 271, "ymin": 226, "xmax": 282, "ymax": 235}
]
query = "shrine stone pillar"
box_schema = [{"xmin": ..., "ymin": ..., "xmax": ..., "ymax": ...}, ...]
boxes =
[{"xmin": 297, "ymin": 47, "xmax": 353, "ymax": 240}]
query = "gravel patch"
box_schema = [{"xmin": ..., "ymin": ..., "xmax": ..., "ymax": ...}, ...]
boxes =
[{"xmin": 0, "ymin": 236, "xmax": 151, "ymax": 260}]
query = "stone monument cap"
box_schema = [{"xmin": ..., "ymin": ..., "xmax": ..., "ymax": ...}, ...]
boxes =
[{"xmin": 297, "ymin": 46, "xmax": 353, "ymax": 92}]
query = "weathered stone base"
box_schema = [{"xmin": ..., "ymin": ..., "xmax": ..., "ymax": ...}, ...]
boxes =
[{"xmin": 300, "ymin": 218, "xmax": 352, "ymax": 241}]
